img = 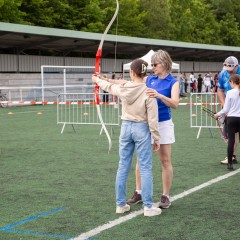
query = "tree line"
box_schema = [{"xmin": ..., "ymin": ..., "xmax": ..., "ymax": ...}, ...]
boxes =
[{"xmin": 0, "ymin": 0, "xmax": 240, "ymax": 46}]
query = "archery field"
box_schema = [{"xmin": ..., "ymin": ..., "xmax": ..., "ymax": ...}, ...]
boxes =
[{"xmin": 0, "ymin": 95, "xmax": 239, "ymax": 240}]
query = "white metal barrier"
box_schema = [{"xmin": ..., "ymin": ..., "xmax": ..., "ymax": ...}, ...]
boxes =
[
  {"xmin": 57, "ymin": 93, "xmax": 120, "ymax": 134},
  {"xmin": 190, "ymin": 93, "xmax": 222, "ymax": 139}
]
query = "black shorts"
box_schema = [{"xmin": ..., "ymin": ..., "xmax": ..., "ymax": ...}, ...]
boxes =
[{"xmin": 224, "ymin": 117, "xmax": 240, "ymax": 138}]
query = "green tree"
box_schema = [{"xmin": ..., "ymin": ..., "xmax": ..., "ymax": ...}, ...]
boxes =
[
  {"xmin": 115, "ymin": 0, "xmax": 146, "ymax": 37},
  {"xmin": 1, "ymin": 0, "xmax": 240, "ymax": 47},
  {"xmin": 79, "ymin": 0, "xmax": 107, "ymax": 33},
  {"xmin": 189, "ymin": 0, "xmax": 220, "ymax": 44},
  {"xmin": 65, "ymin": 0, "xmax": 115, "ymax": 33},
  {"xmin": 0, "ymin": 0, "xmax": 26, "ymax": 23},
  {"xmin": 219, "ymin": 12, "xmax": 240, "ymax": 46},
  {"xmin": 207, "ymin": 0, "xmax": 240, "ymax": 46},
  {"xmin": 62, "ymin": 0, "xmax": 91, "ymax": 30},
  {"xmin": 20, "ymin": 0, "xmax": 72, "ymax": 28},
  {"xmin": 78, "ymin": 0, "xmax": 147, "ymax": 37},
  {"xmin": 169, "ymin": 0, "xmax": 220, "ymax": 44},
  {"xmin": 168, "ymin": 0, "xmax": 194, "ymax": 42},
  {"xmin": 208, "ymin": 0, "xmax": 240, "ymax": 24},
  {"xmin": 140, "ymin": 0, "xmax": 172, "ymax": 39}
]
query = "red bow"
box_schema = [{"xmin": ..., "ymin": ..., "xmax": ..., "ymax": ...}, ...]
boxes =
[{"xmin": 94, "ymin": 0, "xmax": 119, "ymax": 152}]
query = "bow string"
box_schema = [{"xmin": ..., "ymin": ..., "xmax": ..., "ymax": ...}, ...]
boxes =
[{"xmin": 94, "ymin": 0, "xmax": 119, "ymax": 152}]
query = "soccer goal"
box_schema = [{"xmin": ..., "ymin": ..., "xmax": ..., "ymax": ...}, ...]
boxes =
[{"xmin": 41, "ymin": 65, "xmax": 95, "ymax": 101}]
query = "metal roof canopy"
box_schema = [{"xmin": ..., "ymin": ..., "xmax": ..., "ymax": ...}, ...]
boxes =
[{"xmin": 0, "ymin": 22, "xmax": 240, "ymax": 61}]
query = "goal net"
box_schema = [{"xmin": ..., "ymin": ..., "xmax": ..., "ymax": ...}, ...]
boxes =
[{"xmin": 41, "ymin": 65, "xmax": 95, "ymax": 101}]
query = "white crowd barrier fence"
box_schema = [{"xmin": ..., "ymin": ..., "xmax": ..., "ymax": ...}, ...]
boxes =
[
  {"xmin": 190, "ymin": 93, "xmax": 223, "ymax": 139},
  {"xmin": 57, "ymin": 93, "xmax": 120, "ymax": 134}
]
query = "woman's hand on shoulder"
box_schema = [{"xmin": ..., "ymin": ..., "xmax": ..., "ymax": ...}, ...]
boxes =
[{"xmin": 146, "ymin": 88, "xmax": 160, "ymax": 99}]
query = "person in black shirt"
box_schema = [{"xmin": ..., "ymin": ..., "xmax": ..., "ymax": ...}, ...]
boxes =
[{"xmin": 197, "ymin": 74, "xmax": 203, "ymax": 93}]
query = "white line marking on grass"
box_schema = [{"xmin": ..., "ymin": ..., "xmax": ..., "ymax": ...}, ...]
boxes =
[
  {"xmin": 71, "ymin": 168, "xmax": 240, "ymax": 240},
  {"xmin": 6, "ymin": 110, "xmax": 53, "ymax": 114},
  {"xmin": 171, "ymin": 168, "xmax": 240, "ymax": 202},
  {"xmin": 8, "ymin": 110, "xmax": 41, "ymax": 114}
]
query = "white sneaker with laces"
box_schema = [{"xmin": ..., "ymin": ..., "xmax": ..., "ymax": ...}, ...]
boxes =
[
  {"xmin": 221, "ymin": 157, "xmax": 228, "ymax": 164},
  {"xmin": 144, "ymin": 206, "xmax": 162, "ymax": 217},
  {"xmin": 221, "ymin": 157, "xmax": 237, "ymax": 165},
  {"xmin": 116, "ymin": 204, "xmax": 130, "ymax": 214}
]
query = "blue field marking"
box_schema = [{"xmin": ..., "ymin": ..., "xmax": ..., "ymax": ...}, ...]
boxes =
[
  {"xmin": 2, "ymin": 229, "xmax": 73, "ymax": 239},
  {"xmin": 0, "ymin": 208, "xmax": 64, "ymax": 231},
  {"xmin": 0, "ymin": 208, "xmax": 74, "ymax": 239}
]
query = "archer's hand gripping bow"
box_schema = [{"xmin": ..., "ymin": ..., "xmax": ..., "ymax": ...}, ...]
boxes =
[
  {"xmin": 201, "ymin": 106, "xmax": 225, "ymax": 124},
  {"xmin": 201, "ymin": 106, "xmax": 228, "ymax": 142}
]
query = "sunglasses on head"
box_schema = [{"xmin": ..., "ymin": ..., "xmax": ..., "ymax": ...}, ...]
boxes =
[
  {"xmin": 151, "ymin": 63, "xmax": 160, "ymax": 67},
  {"xmin": 223, "ymin": 63, "xmax": 235, "ymax": 68}
]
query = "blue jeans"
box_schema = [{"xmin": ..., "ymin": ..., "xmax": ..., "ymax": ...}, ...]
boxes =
[{"xmin": 115, "ymin": 120, "xmax": 153, "ymax": 208}]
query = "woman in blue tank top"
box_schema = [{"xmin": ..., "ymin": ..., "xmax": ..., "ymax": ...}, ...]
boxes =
[{"xmin": 127, "ymin": 50, "xmax": 179, "ymax": 209}]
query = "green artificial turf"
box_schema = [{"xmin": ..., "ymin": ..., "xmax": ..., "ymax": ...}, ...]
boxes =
[{"xmin": 0, "ymin": 100, "xmax": 239, "ymax": 240}]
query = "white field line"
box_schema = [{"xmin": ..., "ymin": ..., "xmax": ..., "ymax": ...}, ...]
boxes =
[
  {"xmin": 6, "ymin": 110, "xmax": 42, "ymax": 114},
  {"xmin": 1, "ymin": 109, "xmax": 54, "ymax": 115},
  {"xmin": 71, "ymin": 168, "xmax": 240, "ymax": 240}
]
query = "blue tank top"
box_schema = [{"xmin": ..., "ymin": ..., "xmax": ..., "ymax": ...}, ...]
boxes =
[
  {"xmin": 218, "ymin": 66, "xmax": 240, "ymax": 93},
  {"xmin": 146, "ymin": 74, "xmax": 177, "ymax": 122}
]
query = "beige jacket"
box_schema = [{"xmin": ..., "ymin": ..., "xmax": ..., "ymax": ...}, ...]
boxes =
[{"xmin": 96, "ymin": 79, "xmax": 160, "ymax": 145}]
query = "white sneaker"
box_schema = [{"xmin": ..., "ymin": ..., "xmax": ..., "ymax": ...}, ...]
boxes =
[
  {"xmin": 116, "ymin": 204, "xmax": 130, "ymax": 214},
  {"xmin": 221, "ymin": 157, "xmax": 238, "ymax": 165},
  {"xmin": 221, "ymin": 157, "xmax": 228, "ymax": 164},
  {"xmin": 144, "ymin": 206, "xmax": 162, "ymax": 217}
]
